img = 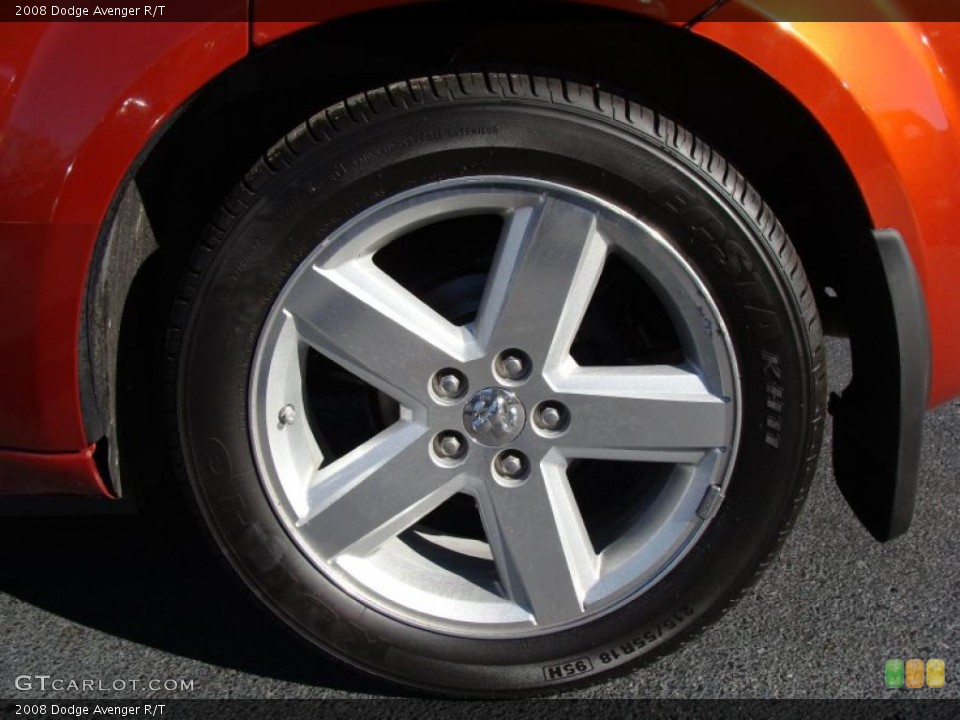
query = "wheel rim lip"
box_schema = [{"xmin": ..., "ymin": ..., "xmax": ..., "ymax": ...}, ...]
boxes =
[{"xmin": 248, "ymin": 175, "xmax": 742, "ymax": 639}]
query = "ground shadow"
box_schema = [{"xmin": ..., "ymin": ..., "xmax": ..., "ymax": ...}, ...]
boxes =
[{"xmin": 0, "ymin": 490, "xmax": 403, "ymax": 696}]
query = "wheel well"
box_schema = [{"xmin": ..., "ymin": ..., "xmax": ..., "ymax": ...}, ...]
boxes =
[{"xmin": 94, "ymin": 3, "xmax": 888, "ymax": 499}]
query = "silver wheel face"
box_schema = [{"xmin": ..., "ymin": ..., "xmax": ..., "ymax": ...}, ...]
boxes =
[{"xmin": 249, "ymin": 176, "xmax": 740, "ymax": 638}]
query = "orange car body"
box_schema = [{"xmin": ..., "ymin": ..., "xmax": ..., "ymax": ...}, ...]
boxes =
[{"xmin": 0, "ymin": 2, "xmax": 956, "ymax": 540}]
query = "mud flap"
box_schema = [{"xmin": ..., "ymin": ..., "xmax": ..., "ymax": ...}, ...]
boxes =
[{"xmin": 829, "ymin": 229, "xmax": 931, "ymax": 541}]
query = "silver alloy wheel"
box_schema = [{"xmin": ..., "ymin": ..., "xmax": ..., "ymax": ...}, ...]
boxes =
[{"xmin": 249, "ymin": 176, "xmax": 740, "ymax": 637}]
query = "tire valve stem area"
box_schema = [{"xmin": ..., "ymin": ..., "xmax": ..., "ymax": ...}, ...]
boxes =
[{"xmin": 278, "ymin": 404, "xmax": 297, "ymax": 426}]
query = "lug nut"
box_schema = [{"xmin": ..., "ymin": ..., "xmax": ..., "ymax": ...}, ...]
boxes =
[
  {"xmin": 433, "ymin": 369, "xmax": 467, "ymax": 400},
  {"xmin": 539, "ymin": 406, "xmax": 561, "ymax": 429},
  {"xmin": 495, "ymin": 450, "xmax": 528, "ymax": 480},
  {"xmin": 501, "ymin": 355, "xmax": 525, "ymax": 378},
  {"xmin": 434, "ymin": 431, "xmax": 467, "ymax": 461},
  {"xmin": 496, "ymin": 349, "xmax": 531, "ymax": 382},
  {"xmin": 535, "ymin": 402, "xmax": 569, "ymax": 433},
  {"xmin": 278, "ymin": 404, "xmax": 297, "ymax": 426},
  {"xmin": 438, "ymin": 374, "xmax": 461, "ymax": 396}
]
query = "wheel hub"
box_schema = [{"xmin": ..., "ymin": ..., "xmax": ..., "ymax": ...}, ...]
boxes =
[{"xmin": 462, "ymin": 387, "xmax": 526, "ymax": 447}]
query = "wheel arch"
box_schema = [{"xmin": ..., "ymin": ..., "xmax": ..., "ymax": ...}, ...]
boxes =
[
  {"xmin": 0, "ymin": 20, "xmax": 247, "ymax": 461},
  {"xmin": 88, "ymin": 6, "xmax": 927, "ymax": 538}
]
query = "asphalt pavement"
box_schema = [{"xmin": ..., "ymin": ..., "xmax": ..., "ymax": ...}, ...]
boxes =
[{"xmin": 2, "ymin": 339, "xmax": 958, "ymax": 699}]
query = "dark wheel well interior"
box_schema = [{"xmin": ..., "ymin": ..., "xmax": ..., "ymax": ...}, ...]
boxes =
[{"xmin": 91, "ymin": 2, "xmax": 888, "ymax": 499}]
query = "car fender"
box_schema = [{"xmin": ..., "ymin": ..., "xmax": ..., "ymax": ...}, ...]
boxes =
[
  {"xmin": 0, "ymin": 19, "xmax": 248, "ymax": 453},
  {"xmin": 250, "ymin": 0, "xmax": 717, "ymax": 46},
  {"xmin": 695, "ymin": 15, "xmax": 960, "ymax": 407}
]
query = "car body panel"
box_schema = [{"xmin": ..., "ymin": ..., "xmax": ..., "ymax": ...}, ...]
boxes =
[
  {"xmin": 250, "ymin": 0, "xmax": 713, "ymax": 46},
  {"xmin": 0, "ymin": 20, "xmax": 248, "ymax": 455},
  {"xmin": 0, "ymin": 444, "xmax": 107, "ymax": 496},
  {"xmin": 694, "ymin": 15, "xmax": 960, "ymax": 406}
]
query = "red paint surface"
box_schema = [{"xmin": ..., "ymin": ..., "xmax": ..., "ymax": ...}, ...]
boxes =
[
  {"xmin": 0, "ymin": 20, "xmax": 248, "ymax": 453},
  {"xmin": 252, "ymin": 0, "xmax": 712, "ymax": 46},
  {"xmin": 0, "ymin": 445, "xmax": 110, "ymax": 496},
  {"xmin": 695, "ymin": 16, "xmax": 960, "ymax": 407}
]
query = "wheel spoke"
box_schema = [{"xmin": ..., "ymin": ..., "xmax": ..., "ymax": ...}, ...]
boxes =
[
  {"xmin": 554, "ymin": 366, "xmax": 733, "ymax": 463},
  {"xmin": 298, "ymin": 422, "xmax": 461, "ymax": 560},
  {"xmin": 283, "ymin": 258, "xmax": 480, "ymax": 403},
  {"xmin": 473, "ymin": 198, "xmax": 607, "ymax": 364},
  {"xmin": 478, "ymin": 462, "xmax": 597, "ymax": 625}
]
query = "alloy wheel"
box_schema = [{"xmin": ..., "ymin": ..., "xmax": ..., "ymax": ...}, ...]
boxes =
[{"xmin": 249, "ymin": 176, "xmax": 740, "ymax": 637}]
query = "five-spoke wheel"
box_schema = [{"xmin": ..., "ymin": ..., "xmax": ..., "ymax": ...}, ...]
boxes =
[{"xmin": 250, "ymin": 178, "xmax": 739, "ymax": 635}]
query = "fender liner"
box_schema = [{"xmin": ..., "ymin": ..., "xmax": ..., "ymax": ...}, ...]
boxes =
[{"xmin": 829, "ymin": 229, "xmax": 931, "ymax": 541}]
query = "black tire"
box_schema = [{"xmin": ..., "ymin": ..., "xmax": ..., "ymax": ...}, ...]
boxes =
[{"xmin": 166, "ymin": 72, "xmax": 826, "ymax": 696}]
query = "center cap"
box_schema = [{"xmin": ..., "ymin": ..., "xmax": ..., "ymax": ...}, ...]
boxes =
[{"xmin": 462, "ymin": 387, "xmax": 526, "ymax": 447}]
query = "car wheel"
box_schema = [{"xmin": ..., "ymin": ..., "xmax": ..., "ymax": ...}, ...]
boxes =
[{"xmin": 167, "ymin": 72, "xmax": 826, "ymax": 695}]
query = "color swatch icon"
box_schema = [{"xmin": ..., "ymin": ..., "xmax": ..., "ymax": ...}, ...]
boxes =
[
  {"xmin": 885, "ymin": 658, "xmax": 946, "ymax": 688},
  {"xmin": 927, "ymin": 659, "xmax": 946, "ymax": 688},
  {"xmin": 906, "ymin": 658, "xmax": 925, "ymax": 688},
  {"xmin": 885, "ymin": 659, "xmax": 904, "ymax": 688}
]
